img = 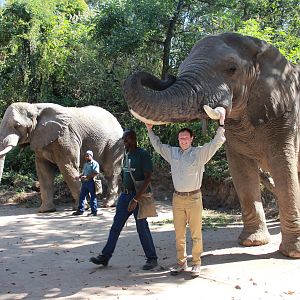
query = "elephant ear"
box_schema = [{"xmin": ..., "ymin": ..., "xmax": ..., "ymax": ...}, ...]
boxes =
[
  {"xmin": 30, "ymin": 106, "xmax": 71, "ymax": 150},
  {"xmin": 246, "ymin": 37, "xmax": 295, "ymax": 126}
]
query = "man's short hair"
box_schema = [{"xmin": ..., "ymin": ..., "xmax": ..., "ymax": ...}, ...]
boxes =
[
  {"xmin": 178, "ymin": 127, "xmax": 194, "ymax": 138},
  {"xmin": 122, "ymin": 128, "xmax": 136, "ymax": 139}
]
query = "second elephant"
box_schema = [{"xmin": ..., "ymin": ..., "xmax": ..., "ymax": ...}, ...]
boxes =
[{"xmin": 0, "ymin": 102, "xmax": 124, "ymax": 212}]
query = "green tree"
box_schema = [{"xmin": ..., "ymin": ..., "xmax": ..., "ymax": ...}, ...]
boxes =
[
  {"xmin": 0, "ymin": 0, "xmax": 299, "ymax": 184},
  {"xmin": 0, "ymin": 0, "xmax": 90, "ymax": 109}
]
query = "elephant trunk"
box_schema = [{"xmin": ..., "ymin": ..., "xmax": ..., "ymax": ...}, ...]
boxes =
[{"xmin": 123, "ymin": 71, "xmax": 231, "ymax": 124}]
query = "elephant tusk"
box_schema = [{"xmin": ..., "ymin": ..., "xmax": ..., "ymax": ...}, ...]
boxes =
[
  {"xmin": 0, "ymin": 146, "xmax": 13, "ymax": 156},
  {"xmin": 203, "ymin": 105, "xmax": 221, "ymax": 120},
  {"xmin": 130, "ymin": 109, "xmax": 170, "ymax": 125}
]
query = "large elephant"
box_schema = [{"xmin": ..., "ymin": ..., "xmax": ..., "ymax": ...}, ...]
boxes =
[
  {"xmin": 0, "ymin": 102, "xmax": 124, "ymax": 212},
  {"xmin": 123, "ymin": 32, "xmax": 300, "ymax": 258}
]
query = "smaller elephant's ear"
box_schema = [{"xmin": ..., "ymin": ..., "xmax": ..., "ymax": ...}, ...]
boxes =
[
  {"xmin": 247, "ymin": 38, "xmax": 295, "ymax": 126},
  {"xmin": 30, "ymin": 106, "xmax": 71, "ymax": 150}
]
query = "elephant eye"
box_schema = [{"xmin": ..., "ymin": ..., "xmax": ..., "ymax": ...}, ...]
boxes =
[
  {"xmin": 227, "ymin": 65, "xmax": 237, "ymax": 75},
  {"xmin": 14, "ymin": 122, "xmax": 21, "ymax": 129}
]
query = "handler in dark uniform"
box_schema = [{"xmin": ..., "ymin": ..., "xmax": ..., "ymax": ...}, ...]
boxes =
[{"xmin": 90, "ymin": 129, "xmax": 158, "ymax": 270}]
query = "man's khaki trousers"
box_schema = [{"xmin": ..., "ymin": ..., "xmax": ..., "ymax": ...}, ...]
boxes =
[{"xmin": 172, "ymin": 191, "xmax": 203, "ymax": 266}]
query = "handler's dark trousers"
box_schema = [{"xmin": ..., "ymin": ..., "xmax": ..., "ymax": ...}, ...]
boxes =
[{"xmin": 101, "ymin": 192, "xmax": 157, "ymax": 261}]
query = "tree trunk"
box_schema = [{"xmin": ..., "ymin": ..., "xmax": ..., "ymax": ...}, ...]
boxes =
[{"xmin": 161, "ymin": 0, "xmax": 185, "ymax": 79}]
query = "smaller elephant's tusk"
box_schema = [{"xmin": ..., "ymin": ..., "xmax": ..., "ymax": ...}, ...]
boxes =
[{"xmin": 0, "ymin": 146, "xmax": 13, "ymax": 156}]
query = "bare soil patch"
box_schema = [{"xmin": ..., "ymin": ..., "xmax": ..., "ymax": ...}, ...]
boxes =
[{"xmin": 1, "ymin": 168, "xmax": 291, "ymax": 300}]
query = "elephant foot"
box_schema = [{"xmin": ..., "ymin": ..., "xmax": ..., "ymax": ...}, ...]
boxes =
[
  {"xmin": 279, "ymin": 236, "xmax": 300, "ymax": 258},
  {"xmin": 102, "ymin": 195, "xmax": 118, "ymax": 208},
  {"xmin": 238, "ymin": 228, "xmax": 270, "ymax": 246},
  {"xmin": 38, "ymin": 204, "xmax": 57, "ymax": 213},
  {"xmin": 101, "ymin": 201, "xmax": 116, "ymax": 208}
]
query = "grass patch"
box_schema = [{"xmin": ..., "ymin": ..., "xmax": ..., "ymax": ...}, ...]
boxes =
[
  {"xmin": 202, "ymin": 209, "xmax": 240, "ymax": 229},
  {"xmin": 152, "ymin": 209, "xmax": 241, "ymax": 228},
  {"xmin": 151, "ymin": 218, "xmax": 173, "ymax": 226}
]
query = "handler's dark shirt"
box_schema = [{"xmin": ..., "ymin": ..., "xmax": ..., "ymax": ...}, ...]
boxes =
[{"xmin": 123, "ymin": 148, "xmax": 152, "ymax": 192}]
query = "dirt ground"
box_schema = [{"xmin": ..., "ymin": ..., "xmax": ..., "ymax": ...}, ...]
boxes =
[{"xmin": 1, "ymin": 190, "xmax": 300, "ymax": 300}]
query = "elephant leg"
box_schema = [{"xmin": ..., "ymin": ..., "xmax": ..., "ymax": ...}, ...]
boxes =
[
  {"xmin": 101, "ymin": 142, "xmax": 123, "ymax": 207},
  {"xmin": 103, "ymin": 171, "xmax": 121, "ymax": 207},
  {"xmin": 268, "ymin": 153, "xmax": 300, "ymax": 258},
  {"xmin": 35, "ymin": 156, "xmax": 56, "ymax": 213},
  {"xmin": 226, "ymin": 149, "xmax": 270, "ymax": 246},
  {"xmin": 56, "ymin": 159, "xmax": 81, "ymax": 210}
]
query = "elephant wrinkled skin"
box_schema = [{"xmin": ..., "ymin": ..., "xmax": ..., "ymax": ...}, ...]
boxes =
[
  {"xmin": 123, "ymin": 33, "xmax": 300, "ymax": 258},
  {"xmin": 0, "ymin": 103, "xmax": 124, "ymax": 212}
]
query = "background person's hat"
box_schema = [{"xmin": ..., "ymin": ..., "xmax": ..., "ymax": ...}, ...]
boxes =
[{"xmin": 86, "ymin": 150, "xmax": 93, "ymax": 157}]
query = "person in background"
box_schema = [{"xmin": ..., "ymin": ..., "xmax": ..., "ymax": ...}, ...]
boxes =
[
  {"xmin": 145, "ymin": 107, "xmax": 226, "ymax": 278},
  {"xmin": 73, "ymin": 150, "xmax": 99, "ymax": 216},
  {"xmin": 90, "ymin": 129, "xmax": 158, "ymax": 270}
]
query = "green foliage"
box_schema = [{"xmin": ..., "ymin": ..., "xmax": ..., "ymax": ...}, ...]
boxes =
[
  {"xmin": 2, "ymin": 172, "xmax": 35, "ymax": 192},
  {"xmin": 204, "ymin": 146, "xmax": 229, "ymax": 180},
  {"xmin": 4, "ymin": 145, "xmax": 36, "ymax": 175},
  {"xmin": 2, "ymin": 146, "xmax": 36, "ymax": 189},
  {"xmin": 238, "ymin": 19, "xmax": 300, "ymax": 63},
  {"xmin": 0, "ymin": 0, "xmax": 299, "ymax": 184},
  {"xmin": 0, "ymin": 0, "xmax": 92, "ymax": 109},
  {"xmin": 92, "ymin": 0, "xmax": 173, "ymax": 57}
]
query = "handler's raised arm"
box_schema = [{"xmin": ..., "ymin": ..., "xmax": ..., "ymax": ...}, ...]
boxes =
[{"xmin": 145, "ymin": 123, "xmax": 153, "ymax": 131}]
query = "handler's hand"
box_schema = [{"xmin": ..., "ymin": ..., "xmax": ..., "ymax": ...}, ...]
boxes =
[
  {"xmin": 128, "ymin": 199, "xmax": 138, "ymax": 212},
  {"xmin": 145, "ymin": 123, "xmax": 153, "ymax": 131},
  {"xmin": 215, "ymin": 107, "xmax": 226, "ymax": 126},
  {"xmin": 203, "ymin": 105, "xmax": 226, "ymax": 125}
]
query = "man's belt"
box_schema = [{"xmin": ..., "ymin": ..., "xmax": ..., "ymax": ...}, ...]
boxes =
[
  {"xmin": 82, "ymin": 178, "xmax": 93, "ymax": 182},
  {"xmin": 122, "ymin": 188, "xmax": 134, "ymax": 194},
  {"xmin": 174, "ymin": 189, "xmax": 201, "ymax": 196}
]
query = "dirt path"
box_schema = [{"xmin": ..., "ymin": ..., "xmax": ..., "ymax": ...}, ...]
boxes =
[{"xmin": 0, "ymin": 201, "xmax": 300, "ymax": 300}]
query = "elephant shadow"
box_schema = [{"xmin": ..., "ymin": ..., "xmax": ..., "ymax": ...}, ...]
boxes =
[{"xmin": 201, "ymin": 220, "xmax": 283, "ymax": 267}]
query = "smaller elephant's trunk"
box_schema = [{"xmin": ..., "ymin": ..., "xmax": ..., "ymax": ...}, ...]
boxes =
[{"xmin": 0, "ymin": 156, "xmax": 5, "ymax": 184}]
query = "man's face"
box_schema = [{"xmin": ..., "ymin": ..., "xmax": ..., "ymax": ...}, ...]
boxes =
[
  {"xmin": 123, "ymin": 133, "xmax": 136, "ymax": 151},
  {"xmin": 178, "ymin": 131, "xmax": 193, "ymax": 150},
  {"xmin": 85, "ymin": 154, "xmax": 93, "ymax": 162}
]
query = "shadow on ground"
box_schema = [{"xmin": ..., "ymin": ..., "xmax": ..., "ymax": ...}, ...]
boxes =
[{"xmin": 0, "ymin": 200, "xmax": 299, "ymax": 300}]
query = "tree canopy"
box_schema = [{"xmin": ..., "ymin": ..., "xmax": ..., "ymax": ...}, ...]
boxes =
[{"xmin": 0, "ymin": 0, "xmax": 299, "ymax": 182}]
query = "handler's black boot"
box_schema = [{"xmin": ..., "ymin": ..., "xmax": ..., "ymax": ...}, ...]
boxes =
[
  {"xmin": 90, "ymin": 254, "xmax": 109, "ymax": 266},
  {"xmin": 142, "ymin": 258, "xmax": 158, "ymax": 270}
]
